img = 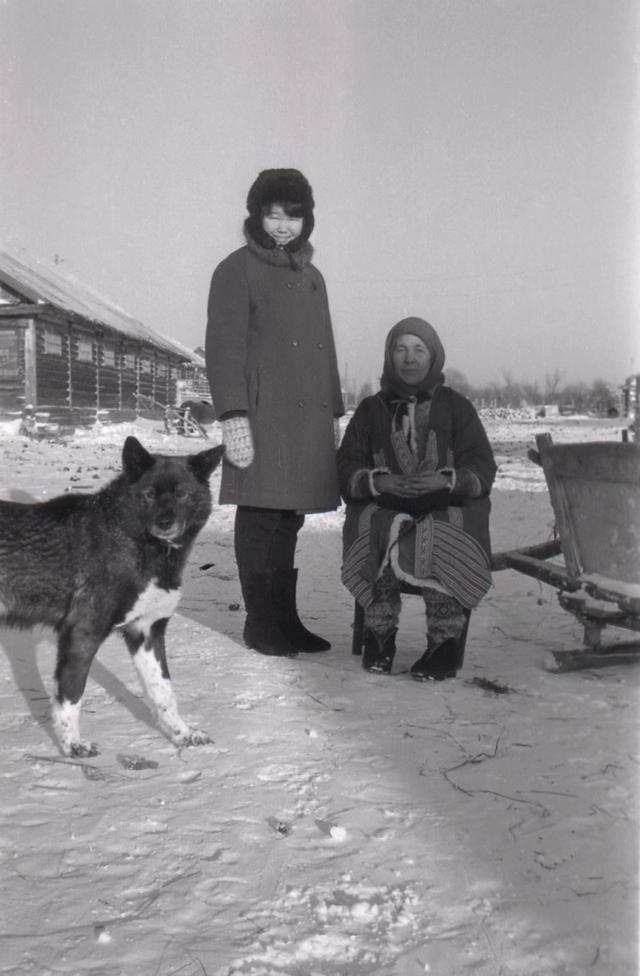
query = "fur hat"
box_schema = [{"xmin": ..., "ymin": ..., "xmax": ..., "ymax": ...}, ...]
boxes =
[
  {"xmin": 245, "ymin": 168, "xmax": 315, "ymax": 251},
  {"xmin": 380, "ymin": 317, "xmax": 446, "ymax": 399}
]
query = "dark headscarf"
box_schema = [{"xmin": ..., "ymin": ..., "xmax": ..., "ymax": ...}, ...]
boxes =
[{"xmin": 380, "ymin": 317, "xmax": 446, "ymax": 400}]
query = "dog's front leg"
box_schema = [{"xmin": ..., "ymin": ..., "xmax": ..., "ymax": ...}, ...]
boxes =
[
  {"xmin": 52, "ymin": 625, "xmax": 101, "ymax": 757},
  {"xmin": 125, "ymin": 618, "xmax": 211, "ymax": 748}
]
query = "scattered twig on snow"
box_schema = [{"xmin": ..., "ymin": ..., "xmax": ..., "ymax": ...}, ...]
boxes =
[
  {"xmin": 570, "ymin": 879, "xmax": 630, "ymax": 898},
  {"xmin": 479, "ymin": 916, "xmax": 503, "ymax": 975},
  {"xmin": 29, "ymin": 783, "xmax": 74, "ymax": 793},
  {"xmin": 302, "ymin": 691, "xmax": 345, "ymax": 710},
  {"xmin": 444, "ymin": 702, "xmax": 458, "ymax": 723},
  {"xmin": 0, "ymin": 870, "xmax": 201, "ymax": 941},
  {"xmin": 442, "ymin": 730, "xmax": 504, "ymax": 794},
  {"xmin": 156, "ymin": 949, "xmax": 209, "ymax": 976},
  {"xmin": 441, "ymin": 731, "xmax": 552, "ymax": 816},
  {"xmin": 507, "ymin": 817, "xmax": 527, "ymax": 840},
  {"xmin": 404, "ymin": 722, "xmax": 466, "ymax": 750},
  {"xmin": 589, "ymin": 803, "xmax": 638, "ymax": 828},
  {"xmin": 529, "ymin": 788, "xmax": 579, "ymax": 798},
  {"xmin": 186, "ymin": 958, "xmax": 209, "ymax": 976},
  {"xmin": 581, "ymin": 762, "xmax": 624, "ymax": 780},
  {"xmin": 24, "ymin": 752, "xmax": 127, "ymax": 782},
  {"xmin": 26, "ymin": 752, "xmax": 91, "ymax": 768},
  {"xmin": 121, "ymin": 871, "xmax": 202, "ymax": 923},
  {"xmin": 456, "ymin": 787, "xmax": 550, "ymax": 816},
  {"xmin": 468, "ymin": 676, "xmax": 513, "ymax": 695},
  {"xmin": 492, "ymin": 625, "xmax": 538, "ymax": 644}
]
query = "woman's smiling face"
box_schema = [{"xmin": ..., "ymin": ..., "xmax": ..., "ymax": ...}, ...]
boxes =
[
  {"xmin": 261, "ymin": 203, "xmax": 304, "ymax": 247},
  {"xmin": 391, "ymin": 333, "xmax": 432, "ymax": 386}
]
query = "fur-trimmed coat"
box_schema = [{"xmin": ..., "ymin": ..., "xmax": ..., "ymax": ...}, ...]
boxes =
[
  {"xmin": 205, "ymin": 238, "xmax": 344, "ymax": 511},
  {"xmin": 337, "ymin": 387, "xmax": 497, "ymax": 608}
]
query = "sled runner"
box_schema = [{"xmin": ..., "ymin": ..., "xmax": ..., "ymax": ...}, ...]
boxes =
[{"xmin": 492, "ymin": 433, "xmax": 640, "ymax": 672}]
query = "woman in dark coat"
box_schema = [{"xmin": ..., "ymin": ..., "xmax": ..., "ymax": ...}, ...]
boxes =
[
  {"xmin": 337, "ymin": 317, "xmax": 496, "ymax": 680},
  {"xmin": 206, "ymin": 168, "xmax": 344, "ymax": 658}
]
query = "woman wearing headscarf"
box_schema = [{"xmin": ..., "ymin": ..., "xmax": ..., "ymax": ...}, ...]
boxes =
[
  {"xmin": 205, "ymin": 168, "xmax": 344, "ymax": 658},
  {"xmin": 337, "ymin": 317, "xmax": 496, "ymax": 680}
]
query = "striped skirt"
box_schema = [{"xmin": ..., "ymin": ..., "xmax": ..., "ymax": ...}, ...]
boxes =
[{"xmin": 341, "ymin": 502, "xmax": 492, "ymax": 610}]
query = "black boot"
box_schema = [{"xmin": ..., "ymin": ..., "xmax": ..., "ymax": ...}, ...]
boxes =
[
  {"xmin": 272, "ymin": 569, "xmax": 331, "ymax": 652},
  {"xmin": 362, "ymin": 628, "xmax": 397, "ymax": 674},
  {"xmin": 411, "ymin": 608, "xmax": 471, "ymax": 681},
  {"xmin": 410, "ymin": 639, "xmax": 458, "ymax": 681},
  {"xmin": 241, "ymin": 572, "xmax": 299, "ymax": 657},
  {"xmin": 410, "ymin": 612, "xmax": 470, "ymax": 681}
]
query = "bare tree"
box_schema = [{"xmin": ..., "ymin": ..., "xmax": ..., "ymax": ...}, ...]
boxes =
[
  {"xmin": 444, "ymin": 367, "xmax": 472, "ymax": 396},
  {"xmin": 356, "ymin": 381, "xmax": 374, "ymax": 405},
  {"xmin": 522, "ymin": 381, "xmax": 542, "ymax": 405},
  {"xmin": 544, "ymin": 369, "xmax": 563, "ymax": 401},
  {"xmin": 501, "ymin": 371, "xmax": 524, "ymax": 407}
]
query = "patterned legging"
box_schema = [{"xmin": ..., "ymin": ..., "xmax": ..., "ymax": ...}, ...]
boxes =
[{"xmin": 364, "ymin": 565, "xmax": 467, "ymax": 644}]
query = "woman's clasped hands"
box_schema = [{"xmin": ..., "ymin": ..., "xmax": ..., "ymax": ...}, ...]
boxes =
[{"xmin": 375, "ymin": 470, "xmax": 450, "ymax": 498}]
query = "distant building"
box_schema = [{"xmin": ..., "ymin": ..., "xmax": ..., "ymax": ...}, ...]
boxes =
[
  {"xmin": 183, "ymin": 346, "xmax": 215, "ymax": 403},
  {"xmin": 535, "ymin": 404, "xmax": 560, "ymax": 419},
  {"xmin": 0, "ymin": 248, "xmax": 209, "ymax": 425}
]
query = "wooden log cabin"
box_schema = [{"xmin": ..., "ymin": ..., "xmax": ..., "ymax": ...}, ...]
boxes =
[{"xmin": 0, "ymin": 248, "xmax": 209, "ymax": 426}]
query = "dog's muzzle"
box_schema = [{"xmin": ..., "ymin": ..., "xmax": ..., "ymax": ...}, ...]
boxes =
[{"xmin": 150, "ymin": 523, "xmax": 184, "ymax": 546}]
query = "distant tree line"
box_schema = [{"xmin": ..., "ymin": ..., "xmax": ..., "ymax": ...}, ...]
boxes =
[{"xmin": 343, "ymin": 369, "xmax": 623, "ymax": 416}]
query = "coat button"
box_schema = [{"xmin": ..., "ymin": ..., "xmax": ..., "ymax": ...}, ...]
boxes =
[
  {"xmin": 322, "ymin": 401, "xmax": 328, "ymax": 407},
  {"xmin": 318, "ymin": 342, "xmax": 324, "ymax": 349},
  {"xmin": 291, "ymin": 340, "xmax": 298, "ymax": 347},
  {"xmin": 297, "ymin": 399, "xmax": 304, "ymax": 407},
  {"xmin": 286, "ymin": 282, "xmax": 293, "ymax": 289}
]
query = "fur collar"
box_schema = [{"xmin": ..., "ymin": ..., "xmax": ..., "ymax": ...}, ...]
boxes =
[{"xmin": 244, "ymin": 229, "xmax": 314, "ymax": 271}]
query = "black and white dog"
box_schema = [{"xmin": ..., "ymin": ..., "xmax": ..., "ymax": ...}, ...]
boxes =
[{"xmin": 0, "ymin": 436, "xmax": 223, "ymax": 756}]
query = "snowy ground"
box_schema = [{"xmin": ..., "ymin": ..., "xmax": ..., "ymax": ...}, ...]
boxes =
[{"xmin": 0, "ymin": 414, "xmax": 637, "ymax": 976}]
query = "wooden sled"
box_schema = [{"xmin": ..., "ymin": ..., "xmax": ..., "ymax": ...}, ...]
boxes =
[
  {"xmin": 491, "ymin": 433, "xmax": 640, "ymax": 672},
  {"xmin": 163, "ymin": 403, "xmax": 209, "ymax": 439}
]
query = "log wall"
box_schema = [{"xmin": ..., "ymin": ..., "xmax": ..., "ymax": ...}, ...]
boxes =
[
  {"xmin": 0, "ymin": 318, "xmax": 26, "ymax": 418},
  {"xmin": 0, "ymin": 314, "xmax": 197, "ymax": 425}
]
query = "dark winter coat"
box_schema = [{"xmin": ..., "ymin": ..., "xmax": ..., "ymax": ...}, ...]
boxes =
[
  {"xmin": 337, "ymin": 387, "xmax": 497, "ymax": 609},
  {"xmin": 205, "ymin": 238, "xmax": 344, "ymax": 511}
]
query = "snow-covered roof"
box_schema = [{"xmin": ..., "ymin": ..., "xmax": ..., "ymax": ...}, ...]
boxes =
[{"xmin": 0, "ymin": 246, "xmax": 202, "ymax": 364}]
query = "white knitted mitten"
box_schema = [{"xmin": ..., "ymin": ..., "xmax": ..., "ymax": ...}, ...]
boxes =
[{"xmin": 221, "ymin": 416, "xmax": 254, "ymax": 468}]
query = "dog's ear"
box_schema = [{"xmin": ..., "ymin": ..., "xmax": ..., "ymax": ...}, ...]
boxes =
[
  {"xmin": 188, "ymin": 444, "xmax": 224, "ymax": 482},
  {"xmin": 122, "ymin": 436, "xmax": 156, "ymax": 482}
]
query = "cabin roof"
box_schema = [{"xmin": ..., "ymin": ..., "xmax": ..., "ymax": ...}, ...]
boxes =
[{"xmin": 0, "ymin": 247, "xmax": 203, "ymax": 364}]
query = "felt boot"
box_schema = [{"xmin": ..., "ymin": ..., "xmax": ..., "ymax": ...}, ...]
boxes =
[
  {"xmin": 410, "ymin": 639, "xmax": 459, "ymax": 681},
  {"xmin": 362, "ymin": 628, "xmax": 397, "ymax": 674},
  {"xmin": 410, "ymin": 611, "xmax": 470, "ymax": 681},
  {"xmin": 241, "ymin": 572, "xmax": 299, "ymax": 657},
  {"xmin": 272, "ymin": 569, "xmax": 331, "ymax": 652}
]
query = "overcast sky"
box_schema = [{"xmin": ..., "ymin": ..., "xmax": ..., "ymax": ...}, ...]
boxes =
[{"xmin": 1, "ymin": 0, "xmax": 638, "ymax": 391}]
